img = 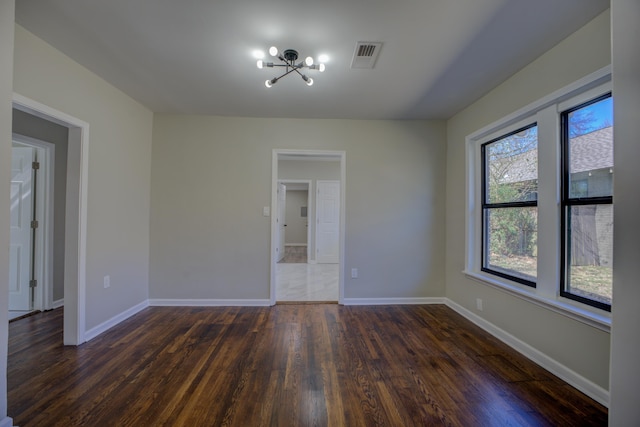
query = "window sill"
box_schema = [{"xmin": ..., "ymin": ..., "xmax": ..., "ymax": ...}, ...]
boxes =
[{"xmin": 463, "ymin": 270, "xmax": 611, "ymax": 332}]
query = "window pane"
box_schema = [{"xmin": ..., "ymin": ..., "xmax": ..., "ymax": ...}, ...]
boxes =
[
  {"xmin": 485, "ymin": 126, "xmax": 538, "ymax": 204},
  {"xmin": 566, "ymin": 204, "xmax": 613, "ymax": 306},
  {"xmin": 567, "ymin": 97, "xmax": 613, "ymax": 198},
  {"xmin": 484, "ymin": 206, "xmax": 537, "ymax": 282}
]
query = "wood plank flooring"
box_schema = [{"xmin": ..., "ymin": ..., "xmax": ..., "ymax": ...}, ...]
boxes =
[{"xmin": 8, "ymin": 305, "xmax": 607, "ymax": 426}]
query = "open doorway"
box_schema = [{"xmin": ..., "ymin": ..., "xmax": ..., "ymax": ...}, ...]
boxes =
[
  {"xmin": 11, "ymin": 94, "xmax": 89, "ymax": 346},
  {"xmin": 270, "ymin": 150, "xmax": 345, "ymax": 304},
  {"xmin": 277, "ymin": 180, "xmax": 311, "ymax": 263}
]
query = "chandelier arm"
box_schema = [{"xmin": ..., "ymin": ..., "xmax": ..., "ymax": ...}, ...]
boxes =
[
  {"xmin": 281, "ymin": 58, "xmax": 305, "ymax": 69},
  {"xmin": 292, "ymin": 68, "xmax": 307, "ymax": 78},
  {"xmin": 273, "ymin": 67, "xmax": 298, "ymax": 81}
]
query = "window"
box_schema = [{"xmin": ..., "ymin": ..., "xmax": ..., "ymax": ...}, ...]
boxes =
[
  {"xmin": 465, "ymin": 67, "xmax": 612, "ymax": 327},
  {"xmin": 482, "ymin": 125, "xmax": 538, "ymax": 286},
  {"xmin": 561, "ymin": 94, "xmax": 613, "ymax": 311}
]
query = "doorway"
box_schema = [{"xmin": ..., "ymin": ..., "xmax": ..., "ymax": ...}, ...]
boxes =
[
  {"xmin": 270, "ymin": 150, "xmax": 345, "ymax": 304},
  {"xmin": 277, "ymin": 180, "xmax": 311, "ymax": 263},
  {"xmin": 11, "ymin": 94, "xmax": 89, "ymax": 346}
]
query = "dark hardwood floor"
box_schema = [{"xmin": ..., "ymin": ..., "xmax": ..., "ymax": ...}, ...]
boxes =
[{"xmin": 8, "ymin": 305, "xmax": 607, "ymax": 426}]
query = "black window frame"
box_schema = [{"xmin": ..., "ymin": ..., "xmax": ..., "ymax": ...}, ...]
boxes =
[
  {"xmin": 481, "ymin": 123, "xmax": 538, "ymax": 288},
  {"xmin": 560, "ymin": 93, "xmax": 613, "ymax": 312}
]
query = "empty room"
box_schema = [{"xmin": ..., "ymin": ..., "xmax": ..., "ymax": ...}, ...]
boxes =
[{"xmin": 1, "ymin": 0, "xmax": 639, "ymax": 425}]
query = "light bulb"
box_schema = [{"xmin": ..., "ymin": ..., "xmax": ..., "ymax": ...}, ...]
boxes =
[
  {"xmin": 318, "ymin": 63, "xmax": 325, "ymax": 72},
  {"xmin": 265, "ymin": 79, "xmax": 273, "ymax": 88},
  {"xmin": 269, "ymin": 46, "xmax": 278, "ymax": 56},
  {"xmin": 318, "ymin": 54, "xmax": 329, "ymax": 63},
  {"xmin": 256, "ymin": 60, "xmax": 264, "ymax": 69},
  {"xmin": 305, "ymin": 56, "xmax": 314, "ymax": 66},
  {"xmin": 306, "ymin": 77, "xmax": 314, "ymax": 86}
]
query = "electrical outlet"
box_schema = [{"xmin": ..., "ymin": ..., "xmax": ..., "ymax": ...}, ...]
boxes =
[
  {"xmin": 351, "ymin": 268, "xmax": 358, "ymax": 279},
  {"xmin": 104, "ymin": 275, "xmax": 111, "ymax": 289},
  {"xmin": 476, "ymin": 298, "xmax": 483, "ymax": 311}
]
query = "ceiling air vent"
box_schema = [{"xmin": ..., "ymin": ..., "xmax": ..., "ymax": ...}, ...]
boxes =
[{"xmin": 350, "ymin": 42, "xmax": 383, "ymax": 69}]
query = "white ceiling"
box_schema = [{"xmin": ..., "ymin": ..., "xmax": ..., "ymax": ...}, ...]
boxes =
[{"xmin": 15, "ymin": 0, "xmax": 609, "ymax": 120}]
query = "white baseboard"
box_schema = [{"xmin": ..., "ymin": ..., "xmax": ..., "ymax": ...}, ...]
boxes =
[
  {"xmin": 84, "ymin": 300, "xmax": 149, "ymax": 342},
  {"xmin": 444, "ymin": 298, "xmax": 610, "ymax": 407},
  {"xmin": 343, "ymin": 297, "xmax": 446, "ymax": 305},
  {"xmin": 149, "ymin": 299, "xmax": 271, "ymax": 307},
  {"xmin": 52, "ymin": 298, "xmax": 64, "ymax": 309},
  {"xmin": 285, "ymin": 243, "xmax": 307, "ymax": 247},
  {"xmin": 0, "ymin": 416, "xmax": 13, "ymax": 427}
]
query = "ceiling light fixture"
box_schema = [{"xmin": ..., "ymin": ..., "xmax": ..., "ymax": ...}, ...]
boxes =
[{"xmin": 256, "ymin": 46, "xmax": 325, "ymax": 88}]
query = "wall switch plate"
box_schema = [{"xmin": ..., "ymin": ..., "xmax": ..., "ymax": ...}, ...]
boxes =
[
  {"xmin": 476, "ymin": 298, "xmax": 483, "ymax": 311},
  {"xmin": 351, "ymin": 268, "xmax": 358, "ymax": 279},
  {"xmin": 104, "ymin": 275, "xmax": 111, "ymax": 288},
  {"xmin": 263, "ymin": 206, "xmax": 270, "ymax": 217}
]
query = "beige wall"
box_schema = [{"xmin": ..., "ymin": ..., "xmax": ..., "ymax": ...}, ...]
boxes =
[
  {"xmin": 609, "ymin": 0, "xmax": 640, "ymax": 424},
  {"xmin": 12, "ymin": 109, "xmax": 68, "ymax": 302},
  {"xmin": 150, "ymin": 115, "xmax": 447, "ymax": 300},
  {"xmin": 0, "ymin": 1, "xmax": 15, "ymax": 423},
  {"xmin": 445, "ymin": 10, "xmax": 612, "ymax": 390},
  {"xmin": 12, "ymin": 25, "xmax": 153, "ymax": 331}
]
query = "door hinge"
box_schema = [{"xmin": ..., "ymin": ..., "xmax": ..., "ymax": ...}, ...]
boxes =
[
  {"xmin": 32, "ymin": 161, "xmax": 40, "ymax": 170},
  {"xmin": 29, "ymin": 279, "xmax": 37, "ymax": 288},
  {"xmin": 31, "ymin": 220, "xmax": 39, "ymax": 229}
]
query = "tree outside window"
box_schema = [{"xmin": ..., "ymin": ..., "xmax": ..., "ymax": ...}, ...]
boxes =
[{"xmin": 482, "ymin": 125, "xmax": 538, "ymax": 285}]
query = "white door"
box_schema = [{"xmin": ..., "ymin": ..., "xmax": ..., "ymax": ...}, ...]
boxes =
[
  {"xmin": 316, "ymin": 180, "xmax": 340, "ymax": 264},
  {"xmin": 276, "ymin": 183, "xmax": 286, "ymax": 262},
  {"xmin": 10, "ymin": 146, "xmax": 35, "ymax": 310}
]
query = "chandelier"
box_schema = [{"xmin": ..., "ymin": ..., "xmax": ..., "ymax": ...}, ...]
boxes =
[{"xmin": 256, "ymin": 46, "xmax": 326, "ymax": 88}]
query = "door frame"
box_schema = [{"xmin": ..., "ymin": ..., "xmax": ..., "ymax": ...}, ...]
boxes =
[
  {"xmin": 276, "ymin": 182, "xmax": 286, "ymax": 263},
  {"xmin": 12, "ymin": 93, "xmax": 90, "ymax": 346},
  {"xmin": 270, "ymin": 149, "xmax": 346, "ymax": 305},
  {"xmin": 12, "ymin": 134, "xmax": 55, "ymax": 312},
  {"xmin": 278, "ymin": 179, "xmax": 312, "ymax": 263}
]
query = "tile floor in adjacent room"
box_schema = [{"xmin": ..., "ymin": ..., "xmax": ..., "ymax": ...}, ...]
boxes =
[
  {"xmin": 276, "ymin": 262, "xmax": 339, "ymax": 302},
  {"xmin": 278, "ymin": 245, "xmax": 308, "ymax": 264}
]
